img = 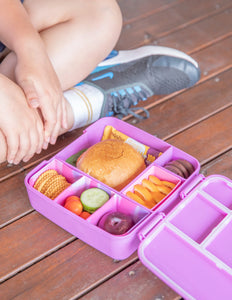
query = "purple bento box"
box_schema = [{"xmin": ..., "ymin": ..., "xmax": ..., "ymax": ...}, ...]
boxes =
[{"xmin": 25, "ymin": 117, "xmax": 232, "ymax": 300}]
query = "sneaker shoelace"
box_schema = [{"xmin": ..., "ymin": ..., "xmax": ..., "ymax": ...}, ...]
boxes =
[{"xmin": 110, "ymin": 86, "xmax": 150, "ymax": 120}]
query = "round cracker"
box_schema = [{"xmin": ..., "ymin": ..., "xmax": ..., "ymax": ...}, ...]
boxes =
[
  {"xmin": 34, "ymin": 169, "xmax": 58, "ymax": 190},
  {"xmin": 37, "ymin": 174, "xmax": 58, "ymax": 193},
  {"xmin": 42, "ymin": 174, "xmax": 66, "ymax": 194},
  {"xmin": 44, "ymin": 179, "xmax": 70, "ymax": 200},
  {"xmin": 38, "ymin": 174, "xmax": 62, "ymax": 194}
]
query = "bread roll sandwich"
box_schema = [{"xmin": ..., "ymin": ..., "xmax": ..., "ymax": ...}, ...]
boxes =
[{"xmin": 76, "ymin": 139, "xmax": 146, "ymax": 190}]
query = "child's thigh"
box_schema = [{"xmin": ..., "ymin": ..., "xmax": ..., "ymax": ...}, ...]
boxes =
[
  {"xmin": 23, "ymin": 0, "xmax": 122, "ymax": 32},
  {"xmin": 23, "ymin": 0, "xmax": 78, "ymax": 30}
]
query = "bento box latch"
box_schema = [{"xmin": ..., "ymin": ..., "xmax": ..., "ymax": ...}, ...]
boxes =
[
  {"xmin": 180, "ymin": 174, "xmax": 205, "ymax": 199},
  {"xmin": 138, "ymin": 212, "xmax": 166, "ymax": 241}
]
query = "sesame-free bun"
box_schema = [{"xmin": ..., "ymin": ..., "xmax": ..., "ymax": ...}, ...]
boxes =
[{"xmin": 76, "ymin": 139, "xmax": 146, "ymax": 190}]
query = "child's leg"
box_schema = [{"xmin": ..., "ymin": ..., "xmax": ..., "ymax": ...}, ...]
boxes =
[
  {"xmin": 0, "ymin": 0, "xmax": 122, "ymax": 163},
  {"xmin": 0, "ymin": 0, "xmax": 123, "ymax": 90}
]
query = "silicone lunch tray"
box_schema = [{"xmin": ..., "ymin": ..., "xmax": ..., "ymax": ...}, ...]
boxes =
[{"xmin": 25, "ymin": 117, "xmax": 232, "ymax": 300}]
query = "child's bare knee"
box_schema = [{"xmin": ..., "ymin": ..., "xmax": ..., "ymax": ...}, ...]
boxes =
[
  {"xmin": 99, "ymin": 0, "xmax": 123, "ymax": 34},
  {"xmin": 91, "ymin": 0, "xmax": 123, "ymax": 48}
]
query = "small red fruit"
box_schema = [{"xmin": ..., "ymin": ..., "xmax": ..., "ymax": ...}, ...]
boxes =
[
  {"xmin": 65, "ymin": 195, "xmax": 80, "ymax": 203},
  {"xmin": 79, "ymin": 211, "xmax": 91, "ymax": 219},
  {"xmin": 64, "ymin": 196, "xmax": 83, "ymax": 215}
]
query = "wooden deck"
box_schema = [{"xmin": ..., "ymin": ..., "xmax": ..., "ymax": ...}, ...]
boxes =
[{"xmin": 1, "ymin": 0, "xmax": 232, "ymax": 299}]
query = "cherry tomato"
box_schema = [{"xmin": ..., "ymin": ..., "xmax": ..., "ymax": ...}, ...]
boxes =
[
  {"xmin": 65, "ymin": 195, "xmax": 80, "ymax": 203},
  {"xmin": 79, "ymin": 211, "xmax": 91, "ymax": 219},
  {"xmin": 64, "ymin": 198, "xmax": 83, "ymax": 215}
]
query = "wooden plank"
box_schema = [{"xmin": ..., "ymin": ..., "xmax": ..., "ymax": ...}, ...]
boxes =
[
  {"xmin": 117, "ymin": 0, "xmax": 181, "ymax": 24},
  {"xmin": 0, "ymin": 212, "xmax": 73, "ymax": 283},
  {"xmin": 0, "ymin": 162, "xmax": 24, "ymax": 184},
  {"xmin": 202, "ymin": 149, "xmax": 232, "ymax": 179},
  {"xmin": 152, "ymin": 8, "xmax": 232, "ymax": 53},
  {"xmin": 0, "ymin": 239, "xmax": 138, "ymax": 300},
  {"xmin": 0, "ymin": 170, "xmax": 33, "ymax": 228},
  {"xmin": 191, "ymin": 35, "xmax": 232, "ymax": 77},
  {"xmin": 116, "ymin": 0, "xmax": 232, "ymax": 49},
  {"xmin": 167, "ymin": 106, "xmax": 232, "ymax": 164},
  {"xmin": 80, "ymin": 260, "xmax": 180, "ymax": 300}
]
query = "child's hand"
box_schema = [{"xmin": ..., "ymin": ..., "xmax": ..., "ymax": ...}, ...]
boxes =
[
  {"xmin": 15, "ymin": 46, "xmax": 67, "ymax": 146},
  {"xmin": 0, "ymin": 74, "xmax": 44, "ymax": 164}
]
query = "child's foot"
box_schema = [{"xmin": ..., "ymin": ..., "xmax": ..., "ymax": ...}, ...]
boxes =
[
  {"xmin": 64, "ymin": 45, "xmax": 200, "ymax": 129},
  {"xmin": 86, "ymin": 45, "xmax": 200, "ymax": 118}
]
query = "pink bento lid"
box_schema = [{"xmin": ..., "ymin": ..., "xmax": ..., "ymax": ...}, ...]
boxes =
[{"xmin": 138, "ymin": 174, "xmax": 232, "ymax": 300}]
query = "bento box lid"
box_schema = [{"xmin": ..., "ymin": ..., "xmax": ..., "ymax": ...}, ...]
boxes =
[{"xmin": 138, "ymin": 174, "xmax": 232, "ymax": 300}]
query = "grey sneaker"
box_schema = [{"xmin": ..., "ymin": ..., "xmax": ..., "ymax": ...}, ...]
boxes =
[{"xmin": 82, "ymin": 45, "xmax": 200, "ymax": 119}]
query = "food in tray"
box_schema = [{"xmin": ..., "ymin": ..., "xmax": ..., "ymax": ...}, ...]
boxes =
[
  {"xmin": 80, "ymin": 187, "xmax": 110, "ymax": 213},
  {"xmin": 64, "ymin": 195, "xmax": 91, "ymax": 219},
  {"xmin": 101, "ymin": 125, "xmax": 162, "ymax": 165},
  {"xmin": 66, "ymin": 125, "xmax": 163, "ymax": 168},
  {"xmin": 98, "ymin": 211, "xmax": 134, "ymax": 235},
  {"xmin": 76, "ymin": 139, "xmax": 146, "ymax": 190},
  {"xmin": 126, "ymin": 175, "xmax": 176, "ymax": 209},
  {"xmin": 66, "ymin": 148, "xmax": 88, "ymax": 167},
  {"xmin": 33, "ymin": 169, "xmax": 71, "ymax": 200},
  {"xmin": 64, "ymin": 195, "xmax": 83, "ymax": 216},
  {"xmin": 79, "ymin": 211, "xmax": 91, "ymax": 219},
  {"xmin": 164, "ymin": 159, "xmax": 194, "ymax": 178}
]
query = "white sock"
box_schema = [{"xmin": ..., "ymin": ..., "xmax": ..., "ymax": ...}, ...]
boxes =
[{"xmin": 64, "ymin": 83, "xmax": 104, "ymax": 130}]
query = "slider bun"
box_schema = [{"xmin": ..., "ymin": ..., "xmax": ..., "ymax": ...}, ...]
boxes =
[{"xmin": 76, "ymin": 139, "xmax": 146, "ymax": 190}]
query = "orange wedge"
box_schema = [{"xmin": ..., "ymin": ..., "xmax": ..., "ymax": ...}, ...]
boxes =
[
  {"xmin": 148, "ymin": 175, "xmax": 162, "ymax": 186},
  {"xmin": 161, "ymin": 180, "xmax": 176, "ymax": 189},
  {"xmin": 157, "ymin": 184, "xmax": 172, "ymax": 195},
  {"xmin": 142, "ymin": 179, "xmax": 159, "ymax": 192},
  {"xmin": 134, "ymin": 184, "xmax": 153, "ymax": 203},
  {"xmin": 127, "ymin": 191, "xmax": 153, "ymax": 209},
  {"xmin": 126, "ymin": 191, "xmax": 146, "ymax": 206},
  {"xmin": 151, "ymin": 191, "xmax": 166, "ymax": 203}
]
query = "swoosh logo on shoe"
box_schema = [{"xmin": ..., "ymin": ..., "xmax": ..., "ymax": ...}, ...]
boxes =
[{"xmin": 91, "ymin": 72, "xmax": 114, "ymax": 81}]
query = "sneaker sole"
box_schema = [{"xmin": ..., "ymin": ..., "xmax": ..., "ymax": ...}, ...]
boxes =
[{"xmin": 99, "ymin": 45, "xmax": 199, "ymax": 69}]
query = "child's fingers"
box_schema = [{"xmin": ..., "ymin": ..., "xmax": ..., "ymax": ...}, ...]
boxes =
[
  {"xmin": 42, "ymin": 105, "xmax": 57, "ymax": 143},
  {"xmin": 20, "ymin": 79, "xmax": 40, "ymax": 109},
  {"xmin": 21, "ymin": 79, "xmax": 55, "ymax": 142},
  {"xmin": 36, "ymin": 119, "xmax": 44, "ymax": 154},
  {"xmin": 6, "ymin": 135, "xmax": 19, "ymax": 164},
  {"xmin": 12, "ymin": 132, "xmax": 30, "ymax": 165},
  {"xmin": 22, "ymin": 129, "xmax": 41, "ymax": 162},
  {"xmin": 50, "ymin": 105, "xmax": 62, "ymax": 145}
]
